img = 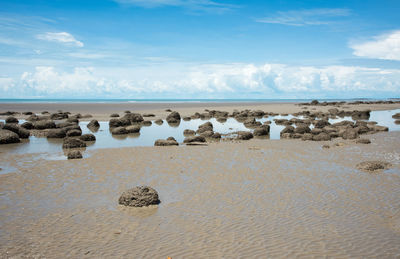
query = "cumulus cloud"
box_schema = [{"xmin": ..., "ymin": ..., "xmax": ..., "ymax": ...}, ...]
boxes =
[
  {"xmin": 1, "ymin": 63, "xmax": 399, "ymax": 98},
  {"xmin": 36, "ymin": 32, "xmax": 84, "ymax": 47},
  {"xmin": 350, "ymin": 30, "xmax": 400, "ymax": 61},
  {"xmin": 257, "ymin": 8, "xmax": 350, "ymax": 26}
]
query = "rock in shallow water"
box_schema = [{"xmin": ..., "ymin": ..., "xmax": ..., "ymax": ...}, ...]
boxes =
[
  {"xmin": 67, "ymin": 150, "xmax": 83, "ymax": 159},
  {"xmin": 0, "ymin": 129, "xmax": 20, "ymax": 144},
  {"xmin": 62, "ymin": 138, "xmax": 87, "ymax": 149},
  {"xmin": 118, "ymin": 186, "xmax": 160, "ymax": 207}
]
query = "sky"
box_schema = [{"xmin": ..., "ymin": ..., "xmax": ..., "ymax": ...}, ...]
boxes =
[{"xmin": 0, "ymin": 0, "xmax": 400, "ymax": 99}]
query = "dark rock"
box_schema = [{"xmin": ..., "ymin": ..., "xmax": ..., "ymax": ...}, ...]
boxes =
[
  {"xmin": 141, "ymin": 120, "xmax": 152, "ymax": 126},
  {"xmin": 67, "ymin": 150, "xmax": 83, "ymax": 160},
  {"xmin": 47, "ymin": 128, "xmax": 67, "ymax": 138},
  {"xmin": 280, "ymin": 126, "xmax": 294, "ymax": 135},
  {"xmin": 184, "ymin": 136, "xmax": 206, "ymax": 143},
  {"xmin": 154, "ymin": 138, "xmax": 179, "ymax": 146},
  {"xmin": 392, "ymin": 113, "xmax": 400, "ymax": 119},
  {"xmin": 314, "ymin": 120, "xmax": 330, "ymax": 129},
  {"xmin": 200, "ymin": 130, "xmax": 214, "ymax": 137},
  {"xmin": 302, "ymin": 133, "xmax": 313, "ymax": 141},
  {"xmin": 165, "ymin": 109, "xmax": 172, "ymax": 112},
  {"xmin": 0, "ymin": 129, "xmax": 20, "ymax": 144},
  {"xmin": 111, "ymin": 127, "xmax": 128, "ymax": 135},
  {"xmin": 121, "ymin": 113, "xmax": 144, "ymax": 124},
  {"xmin": 155, "ymin": 119, "xmax": 164, "ymax": 125},
  {"xmin": 87, "ymin": 119, "xmax": 100, "ymax": 129},
  {"xmin": 50, "ymin": 112, "xmax": 68, "ymax": 120},
  {"xmin": 356, "ymin": 161, "xmax": 391, "ymax": 172},
  {"xmin": 342, "ymin": 129, "xmax": 358, "ymax": 140},
  {"xmin": 236, "ymin": 131, "xmax": 254, "ymax": 140},
  {"xmin": 356, "ymin": 138, "xmax": 371, "ymax": 144},
  {"xmin": 311, "ymin": 128, "xmax": 323, "ymax": 135},
  {"xmin": 395, "ymin": 120, "xmax": 400, "ymax": 125},
  {"xmin": 66, "ymin": 117, "xmax": 79, "ymax": 123},
  {"xmin": 126, "ymin": 125, "xmax": 141, "ymax": 133},
  {"xmin": 313, "ymin": 133, "xmax": 331, "ymax": 141},
  {"xmin": 3, "ymin": 124, "xmax": 30, "ymax": 138},
  {"xmin": 62, "ymin": 138, "xmax": 87, "ymax": 149},
  {"xmin": 196, "ymin": 122, "xmax": 213, "ymax": 134},
  {"xmin": 66, "ymin": 129, "xmax": 82, "ymax": 137},
  {"xmin": 372, "ymin": 125, "xmax": 388, "ymax": 132},
  {"xmin": 79, "ymin": 134, "xmax": 96, "ymax": 141},
  {"xmin": 143, "ymin": 113, "xmax": 155, "ymax": 117},
  {"xmin": 183, "ymin": 116, "xmax": 191, "ymax": 121},
  {"xmin": 310, "ymin": 100, "xmax": 319, "ymax": 105},
  {"xmin": 253, "ymin": 126, "xmax": 269, "ymax": 136},
  {"xmin": 21, "ymin": 121, "xmax": 34, "ymax": 129},
  {"xmin": 5, "ymin": 116, "xmax": 18, "ymax": 124},
  {"xmin": 110, "ymin": 113, "xmax": 120, "ymax": 117},
  {"xmin": 118, "ymin": 186, "xmax": 160, "ymax": 207},
  {"xmin": 294, "ymin": 125, "xmax": 311, "ymax": 134},
  {"xmin": 243, "ymin": 118, "xmax": 262, "ymax": 128},
  {"xmin": 166, "ymin": 111, "xmax": 181, "ymax": 123},
  {"xmin": 22, "ymin": 111, "xmax": 33, "ymax": 115},
  {"xmin": 183, "ymin": 129, "xmax": 195, "ymax": 135},
  {"xmin": 211, "ymin": 132, "xmax": 221, "ymax": 139},
  {"xmin": 34, "ymin": 120, "xmax": 56, "ymax": 130}
]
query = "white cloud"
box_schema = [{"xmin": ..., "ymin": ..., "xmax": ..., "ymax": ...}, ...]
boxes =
[
  {"xmin": 114, "ymin": 0, "xmax": 236, "ymax": 13},
  {"xmin": 257, "ymin": 8, "xmax": 350, "ymax": 26},
  {"xmin": 350, "ymin": 30, "xmax": 400, "ymax": 61},
  {"xmin": 36, "ymin": 32, "xmax": 84, "ymax": 47},
  {"xmin": 1, "ymin": 63, "xmax": 399, "ymax": 98}
]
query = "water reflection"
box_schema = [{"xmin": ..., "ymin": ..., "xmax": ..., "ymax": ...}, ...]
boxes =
[{"xmin": 0, "ymin": 109, "xmax": 399, "ymax": 156}]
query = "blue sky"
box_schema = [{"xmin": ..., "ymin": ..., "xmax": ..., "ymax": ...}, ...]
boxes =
[{"xmin": 0, "ymin": 0, "xmax": 400, "ymax": 99}]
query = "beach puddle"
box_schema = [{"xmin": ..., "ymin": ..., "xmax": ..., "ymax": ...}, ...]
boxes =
[{"xmin": 1, "ymin": 109, "xmax": 400, "ymax": 158}]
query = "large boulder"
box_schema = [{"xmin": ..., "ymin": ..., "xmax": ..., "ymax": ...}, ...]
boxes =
[
  {"xmin": 66, "ymin": 129, "xmax": 82, "ymax": 137},
  {"xmin": 392, "ymin": 113, "xmax": 400, "ymax": 119},
  {"xmin": 294, "ymin": 125, "xmax": 311, "ymax": 134},
  {"xmin": 21, "ymin": 121, "xmax": 34, "ymax": 129},
  {"xmin": 166, "ymin": 111, "xmax": 181, "ymax": 123},
  {"xmin": 122, "ymin": 113, "xmax": 144, "ymax": 124},
  {"xmin": 253, "ymin": 126, "xmax": 269, "ymax": 136},
  {"xmin": 62, "ymin": 138, "xmax": 87, "ymax": 149},
  {"xmin": 154, "ymin": 138, "xmax": 179, "ymax": 146},
  {"xmin": 2, "ymin": 124, "xmax": 30, "ymax": 138},
  {"xmin": 0, "ymin": 129, "xmax": 20, "ymax": 144},
  {"xmin": 183, "ymin": 129, "xmax": 195, "ymax": 135},
  {"xmin": 34, "ymin": 120, "xmax": 56, "ymax": 130},
  {"xmin": 196, "ymin": 122, "xmax": 213, "ymax": 134},
  {"xmin": 342, "ymin": 129, "xmax": 358, "ymax": 140},
  {"xmin": 313, "ymin": 133, "xmax": 331, "ymax": 141},
  {"xmin": 118, "ymin": 186, "xmax": 160, "ymax": 207}
]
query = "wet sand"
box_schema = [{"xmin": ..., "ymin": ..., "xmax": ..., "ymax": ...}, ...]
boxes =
[
  {"xmin": 1, "ymin": 131, "xmax": 400, "ymax": 258},
  {"xmin": 1, "ymin": 101, "xmax": 400, "ymax": 121}
]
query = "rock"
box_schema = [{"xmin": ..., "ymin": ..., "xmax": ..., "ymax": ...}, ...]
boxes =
[
  {"xmin": 47, "ymin": 128, "xmax": 67, "ymax": 138},
  {"xmin": 395, "ymin": 119, "xmax": 400, "ymax": 125},
  {"xmin": 155, "ymin": 119, "xmax": 163, "ymax": 125},
  {"xmin": 66, "ymin": 129, "xmax": 82, "ymax": 137},
  {"xmin": 392, "ymin": 113, "xmax": 400, "ymax": 119},
  {"xmin": 121, "ymin": 113, "xmax": 144, "ymax": 124},
  {"xmin": 62, "ymin": 138, "xmax": 87, "ymax": 149},
  {"xmin": 200, "ymin": 130, "xmax": 214, "ymax": 138},
  {"xmin": 21, "ymin": 121, "xmax": 34, "ymax": 129},
  {"xmin": 50, "ymin": 112, "xmax": 68, "ymax": 120},
  {"xmin": 322, "ymin": 145, "xmax": 330, "ymax": 149},
  {"xmin": 143, "ymin": 113, "xmax": 155, "ymax": 117},
  {"xmin": 236, "ymin": 131, "xmax": 254, "ymax": 140},
  {"xmin": 314, "ymin": 120, "xmax": 330, "ymax": 129},
  {"xmin": 66, "ymin": 117, "xmax": 79, "ymax": 123},
  {"xmin": 111, "ymin": 127, "xmax": 128, "ymax": 135},
  {"xmin": 126, "ymin": 125, "xmax": 141, "ymax": 133},
  {"xmin": 166, "ymin": 111, "xmax": 181, "ymax": 123},
  {"xmin": 34, "ymin": 120, "xmax": 56, "ymax": 130},
  {"xmin": 253, "ymin": 126, "xmax": 269, "ymax": 136},
  {"xmin": 5, "ymin": 116, "xmax": 18, "ymax": 123},
  {"xmin": 294, "ymin": 125, "xmax": 311, "ymax": 134},
  {"xmin": 165, "ymin": 109, "xmax": 172, "ymax": 112},
  {"xmin": 183, "ymin": 129, "xmax": 195, "ymax": 135},
  {"xmin": 351, "ymin": 110, "xmax": 370, "ymax": 120},
  {"xmin": 243, "ymin": 118, "xmax": 262, "ymax": 128},
  {"xmin": 313, "ymin": 133, "xmax": 331, "ymax": 141},
  {"xmin": 110, "ymin": 113, "xmax": 120, "ymax": 117},
  {"xmin": 328, "ymin": 108, "xmax": 339, "ymax": 115},
  {"xmin": 67, "ymin": 150, "xmax": 83, "ymax": 159},
  {"xmin": 211, "ymin": 132, "xmax": 221, "ymax": 139},
  {"xmin": 356, "ymin": 138, "xmax": 371, "ymax": 144},
  {"xmin": 342, "ymin": 129, "xmax": 358, "ymax": 140},
  {"xmin": 183, "ymin": 116, "xmax": 191, "ymax": 121},
  {"xmin": 356, "ymin": 161, "xmax": 391, "ymax": 172},
  {"xmin": 57, "ymin": 122, "xmax": 77, "ymax": 128},
  {"xmin": 141, "ymin": 120, "xmax": 152, "ymax": 126},
  {"xmin": 184, "ymin": 136, "xmax": 206, "ymax": 143},
  {"xmin": 280, "ymin": 126, "xmax": 294, "ymax": 135},
  {"xmin": 196, "ymin": 122, "xmax": 213, "ymax": 134},
  {"xmin": 79, "ymin": 134, "xmax": 96, "ymax": 141},
  {"xmin": 22, "ymin": 111, "xmax": 33, "ymax": 115},
  {"xmin": 310, "ymin": 100, "xmax": 319, "ymax": 105},
  {"xmin": 373, "ymin": 125, "xmax": 388, "ymax": 132},
  {"xmin": 0, "ymin": 129, "xmax": 20, "ymax": 144},
  {"xmin": 2, "ymin": 124, "xmax": 30, "ymax": 138},
  {"xmin": 118, "ymin": 186, "xmax": 160, "ymax": 207},
  {"xmin": 311, "ymin": 128, "xmax": 323, "ymax": 135},
  {"xmin": 154, "ymin": 139, "xmax": 179, "ymax": 146},
  {"xmin": 87, "ymin": 119, "xmax": 100, "ymax": 129},
  {"xmin": 302, "ymin": 133, "xmax": 313, "ymax": 141},
  {"xmin": 280, "ymin": 133, "xmax": 292, "ymax": 139},
  {"xmin": 109, "ymin": 118, "xmax": 125, "ymax": 128}
]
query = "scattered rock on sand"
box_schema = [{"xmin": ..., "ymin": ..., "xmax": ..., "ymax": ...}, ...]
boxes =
[
  {"xmin": 110, "ymin": 113, "xmax": 120, "ymax": 117},
  {"xmin": 342, "ymin": 128, "xmax": 358, "ymax": 140},
  {"xmin": 356, "ymin": 161, "xmax": 391, "ymax": 172},
  {"xmin": 356, "ymin": 138, "xmax": 371, "ymax": 144},
  {"xmin": 118, "ymin": 186, "xmax": 160, "ymax": 207},
  {"xmin": 62, "ymin": 138, "xmax": 87, "ymax": 149},
  {"xmin": 67, "ymin": 150, "xmax": 83, "ymax": 159},
  {"xmin": 154, "ymin": 138, "xmax": 179, "ymax": 146},
  {"xmin": 0, "ymin": 129, "xmax": 20, "ymax": 144},
  {"xmin": 155, "ymin": 119, "xmax": 163, "ymax": 125},
  {"xmin": 143, "ymin": 113, "xmax": 155, "ymax": 117},
  {"xmin": 79, "ymin": 134, "xmax": 96, "ymax": 141},
  {"xmin": 183, "ymin": 129, "xmax": 195, "ymax": 135}
]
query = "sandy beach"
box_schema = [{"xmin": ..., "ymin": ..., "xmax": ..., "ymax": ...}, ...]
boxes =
[{"xmin": 1, "ymin": 101, "xmax": 400, "ymax": 258}]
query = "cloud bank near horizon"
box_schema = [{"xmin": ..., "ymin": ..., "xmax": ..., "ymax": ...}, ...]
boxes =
[{"xmin": 1, "ymin": 63, "xmax": 399, "ymax": 99}]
